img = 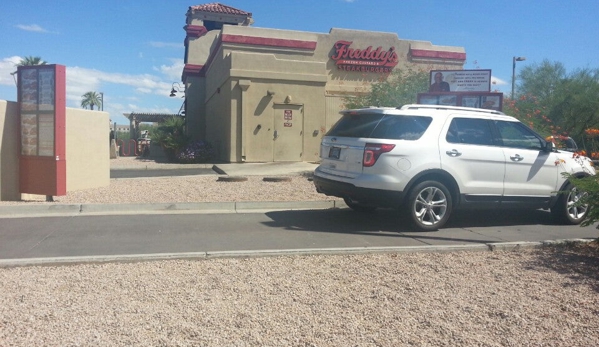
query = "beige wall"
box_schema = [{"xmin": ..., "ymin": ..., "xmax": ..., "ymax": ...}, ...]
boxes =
[
  {"xmin": 0, "ymin": 100, "xmax": 110, "ymax": 201},
  {"xmin": 65, "ymin": 108, "xmax": 110, "ymax": 191},
  {"xmin": 185, "ymin": 22, "xmax": 465, "ymax": 163},
  {"xmin": 0, "ymin": 100, "xmax": 20, "ymax": 200}
]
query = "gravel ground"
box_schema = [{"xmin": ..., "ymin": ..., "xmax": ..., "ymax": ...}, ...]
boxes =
[
  {"xmin": 0, "ymin": 157, "xmax": 334, "ymax": 205},
  {"xmin": 1, "ymin": 157, "xmax": 598, "ymax": 346},
  {"xmin": 1, "ymin": 247, "xmax": 598, "ymax": 346}
]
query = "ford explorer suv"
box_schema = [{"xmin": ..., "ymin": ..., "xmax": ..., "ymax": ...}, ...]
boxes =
[{"xmin": 313, "ymin": 104, "xmax": 595, "ymax": 231}]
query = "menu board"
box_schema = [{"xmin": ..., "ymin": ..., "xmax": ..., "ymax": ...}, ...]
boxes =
[
  {"xmin": 18, "ymin": 64, "xmax": 66, "ymax": 197},
  {"xmin": 20, "ymin": 69, "xmax": 38, "ymax": 112},
  {"xmin": 38, "ymin": 69, "xmax": 55, "ymax": 111},
  {"xmin": 21, "ymin": 114, "xmax": 38, "ymax": 155},
  {"xmin": 19, "ymin": 67, "xmax": 56, "ymax": 156},
  {"xmin": 38, "ymin": 114, "xmax": 55, "ymax": 156}
]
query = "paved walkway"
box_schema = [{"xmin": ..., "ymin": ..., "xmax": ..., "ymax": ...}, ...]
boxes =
[{"xmin": 0, "ymin": 159, "xmax": 595, "ymax": 267}]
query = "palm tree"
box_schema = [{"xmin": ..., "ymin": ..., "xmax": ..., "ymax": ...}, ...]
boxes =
[
  {"xmin": 81, "ymin": 91, "xmax": 103, "ymax": 110},
  {"xmin": 17, "ymin": 56, "xmax": 47, "ymax": 66}
]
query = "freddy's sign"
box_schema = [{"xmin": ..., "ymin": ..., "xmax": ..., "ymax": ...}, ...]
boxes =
[{"xmin": 331, "ymin": 40, "xmax": 398, "ymax": 73}]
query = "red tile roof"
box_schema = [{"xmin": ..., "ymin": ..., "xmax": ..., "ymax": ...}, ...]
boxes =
[{"xmin": 188, "ymin": 3, "xmax": 252, "ymax": 17}]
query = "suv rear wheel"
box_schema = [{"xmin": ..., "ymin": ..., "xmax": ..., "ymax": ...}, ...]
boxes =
[
  {"xmin": 406, "ymin": 180, "xmax": 452, "ymax": 231},
  {"xmin": 551, "ymin": 183, "xmax": 589, "ymax": 224}
]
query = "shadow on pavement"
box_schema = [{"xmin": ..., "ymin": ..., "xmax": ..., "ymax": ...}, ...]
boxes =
[{"xmin": 263, "ymin": 208, "xmax": 557, "ymax": 236}]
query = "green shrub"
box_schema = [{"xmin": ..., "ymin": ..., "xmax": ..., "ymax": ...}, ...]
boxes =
[{"xmin": 151, "ymin": 116, "xmax": 188, "ymax": 161}]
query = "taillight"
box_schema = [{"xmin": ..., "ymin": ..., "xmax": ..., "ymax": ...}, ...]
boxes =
[{"xmin": 363, "ymin": 143, "xmax": 395, "ymax": 167}]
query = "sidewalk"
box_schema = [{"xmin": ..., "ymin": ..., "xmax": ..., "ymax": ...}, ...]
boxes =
[{"xmin": 0, "ymin": 158, "xmax": 336, "ymax": 218}]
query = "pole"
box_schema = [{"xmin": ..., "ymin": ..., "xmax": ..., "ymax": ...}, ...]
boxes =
[
  {"xmin": 100, "ymin": 92, "xmax": 104, "ymax": 111},
  {"xmin": 511, "ymin": 56, "xmax": 516, "ymax": 100}
]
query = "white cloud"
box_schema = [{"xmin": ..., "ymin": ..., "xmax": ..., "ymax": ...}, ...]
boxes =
[
  {"xmin": 155, "ymin": 58, "xmax": 184, "ymax": 82},
  {"xmin": 0, "ymin": 56, "xmax": 21, "ymax": 86},
  {"xmin": 491, "ymin": 76, "xmax": 507, "ymax": 86},
  {"xmin": 16, "ymin": 24, "xmax": 50, "ymax": 33}
]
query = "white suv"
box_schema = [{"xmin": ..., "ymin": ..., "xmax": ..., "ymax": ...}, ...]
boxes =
[{"xmin": 313, "ymin": 104, "xmax": 595, "ymax": 231}]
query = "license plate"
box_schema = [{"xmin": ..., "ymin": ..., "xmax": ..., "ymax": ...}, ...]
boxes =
[{"xmin": 329, "ymin": 147, "xmax": 341, "ymax": 159}]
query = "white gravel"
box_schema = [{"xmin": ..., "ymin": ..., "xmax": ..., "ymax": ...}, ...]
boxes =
[
  {"xmin": 1, "ymin": 249, "xmax": 598, "ymax": 346},
  {"xmin": 1, "ymin": 157, "xmax": 598, "ymax": 346},
  {"xmin": 0, "ymin": 157, "xmax": 333, "ymax": 205}
]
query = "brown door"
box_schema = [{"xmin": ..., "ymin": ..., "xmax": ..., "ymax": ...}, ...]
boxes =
[{"xmin": 273, "ymin": 104, "xmax": 303, "ymax": 161}]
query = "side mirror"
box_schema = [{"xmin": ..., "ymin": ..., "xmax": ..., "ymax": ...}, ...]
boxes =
[{"xmin": 543, "ymin": 140, "xmax": 556, "ymax": 152}]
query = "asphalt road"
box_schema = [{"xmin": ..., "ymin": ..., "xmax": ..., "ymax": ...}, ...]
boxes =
[{"xmin": 1, "ymin": 208, "xmax": 596, "ymax": 266}]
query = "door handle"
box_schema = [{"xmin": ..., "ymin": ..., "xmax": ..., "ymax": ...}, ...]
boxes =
[
  {"xmin": 445, "ymin": 149, "xmax": 462, "ymax": 157},
  {"xmin": 273, "ymin": 130, "xmax": 278, "ymax": 139},
  {"xmin": 510, "ymin": 154, "xmax": 523, "ymax": 161}
]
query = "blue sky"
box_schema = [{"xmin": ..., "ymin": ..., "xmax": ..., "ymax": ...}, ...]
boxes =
[{"xmin": 1, "ymin": 0, "xmax": 597, "ymax": 125}]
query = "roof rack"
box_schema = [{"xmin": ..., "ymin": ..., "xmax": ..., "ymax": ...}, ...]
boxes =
[{"xmin": 400, "ymin": 104, "xmax": 505, "ymax": 115}]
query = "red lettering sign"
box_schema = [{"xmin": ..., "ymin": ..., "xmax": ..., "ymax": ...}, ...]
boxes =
[{"xmin": 331, "ymin": 40, "xmax": 398, "ymax": 72}]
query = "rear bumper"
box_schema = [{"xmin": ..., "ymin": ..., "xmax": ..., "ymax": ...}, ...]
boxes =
[{"xmin": 313, "ymin": 175, "xmax": 403, "ymax": 208}]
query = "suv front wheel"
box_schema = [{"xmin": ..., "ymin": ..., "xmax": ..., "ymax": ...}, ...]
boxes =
[
  {"xmin": 405, "ymin": 180, "xmax": 452, "ymax": 231},
  {"xmin": 551, "ymin": 183, "xmax": 589, "ymax": 225}
]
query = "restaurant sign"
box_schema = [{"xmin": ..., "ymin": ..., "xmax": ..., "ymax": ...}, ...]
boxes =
[
  {"xmin": 331, "ymin": 40, "xmax": 398, "ymax": 73},
  {"xmin": 17, "ymin": 64, "xmax": 67, "ymax": 196}
]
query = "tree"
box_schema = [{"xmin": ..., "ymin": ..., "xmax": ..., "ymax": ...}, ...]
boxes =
[
  {"xmin": 80, "ymin": 91, "xmax": 103, "ymax": 110},
  {"xmin": 16, "ymin": 56, "xmax": 46, "ymax": 66},
  {"xmin": 343, "ymin": 67, "xmax": 430, "ymax": 109},
  {"xmin": 507, "ymin": 61, "xmax": 599, "ymax": 150},
  {"xmin": 518, "ymin": 60, "xmax": 566, "ymax": 104}
]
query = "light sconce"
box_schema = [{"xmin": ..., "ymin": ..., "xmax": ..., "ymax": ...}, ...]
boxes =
[{"xmin": 170, "ymin": 82, "xmax": 185, "ymax": 98}]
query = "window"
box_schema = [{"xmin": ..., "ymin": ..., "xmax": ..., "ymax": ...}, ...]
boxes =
[
  {"xmin": 495, "ymin": 120, "xmax": 543, "ymax": 150},
  {"xmin": 326, "ymin": 113, "xmax": 385, "ymax": 138},
  {"xmin": 447, "ymin": 118, "xmax": 494, "ymax": 146},
  {"xmin": 370, "ymin": 115, "xmax": 432, "ymax": 140}
]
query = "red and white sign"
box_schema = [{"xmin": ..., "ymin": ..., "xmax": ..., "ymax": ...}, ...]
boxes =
[
  {"xmin": 284, "ymin": 110, "xmax": 292, "ymax": 120},
  {"xmin": 17, "ymin": 64, "xmax": 67, "ymax": 196},
  {"xmin": 331, "ymin": 40, "xmax": 398, "ymax": 73}
]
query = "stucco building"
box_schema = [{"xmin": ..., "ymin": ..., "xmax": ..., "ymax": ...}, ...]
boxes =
[{"xmin": 181, "ymin": 3, "xmax": 466, "ymax": 163}]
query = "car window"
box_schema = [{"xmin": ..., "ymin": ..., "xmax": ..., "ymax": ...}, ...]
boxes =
[
  {"xmin": 447, "ymin": 117, "xmax": 494, "ymax": 146},
  {"xmin": 494, "ymin": 120, "xmax": 544, "ymax": 150},
  {"xmin": 369, "ymin": 115, "xmax": 432, "ymax": 140},
  {"xmin": 326, "ymin": 113, "xmax": 384, "ymax": 137}
]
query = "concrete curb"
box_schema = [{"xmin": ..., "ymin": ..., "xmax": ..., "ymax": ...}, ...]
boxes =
[
  {"xmin": 0, "ymin": 239, "xmax": 593, "ymax": 268},
  {"xmin": 0, "ymin": 200, "xmax": 348, "ymax": 218}
]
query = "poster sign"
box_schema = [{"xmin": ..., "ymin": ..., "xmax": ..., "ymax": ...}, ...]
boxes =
[
  {"xmin": 17, "ymin": 64, "xmax": 66, "ymax": 196},
  {"xmin": 417, "ymin": 92, "xmax": 503, "ymax": 111},
  {"xmin": 284, "ymin": 110, "xmax": 292, "ymax": 120},
  {"xmin": 429, "ymin": 69, "xmax": 491, "ymax": 92}
]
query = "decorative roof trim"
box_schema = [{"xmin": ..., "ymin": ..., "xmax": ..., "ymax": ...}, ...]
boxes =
[
  {"xmin": 185, "ymin": 25, "xmax": 208, "ymax": 38},
  {"xmin": 188, "ymin": 3, "xmax": 252, "ymax": 17},
  {"xmin": 409, "ymin": 49, "xmax": 466, "ymax": 61},
  {"xmin": 221, "ymin": 34, "xmax": 317, "ymax": 50},
  {"xmin": 182, "ymin": 64, "xmax": 205, "ymax": 81}
]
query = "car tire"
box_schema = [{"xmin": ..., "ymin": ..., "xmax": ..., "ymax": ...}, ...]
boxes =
[
  {"xmin": 551, "ymin": 183, "xmax": 588, "ymax": 225},
  {"xmin": 343, "ymin": 197, "xmax": 377, "ymax": 212},
  {"xmin": 406, "ymin": 180, "xmax": 452, "ymax": 231}
]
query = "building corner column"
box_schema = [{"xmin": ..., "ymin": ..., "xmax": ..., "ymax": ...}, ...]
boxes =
[{"xmin": 238, "ymin": 80, "xmax": 251, "ymax": 162}]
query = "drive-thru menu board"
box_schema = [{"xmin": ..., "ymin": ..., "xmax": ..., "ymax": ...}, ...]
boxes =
[{"xmin": 18, "ymin": 64, "xmax": 66, "ymax": 196}]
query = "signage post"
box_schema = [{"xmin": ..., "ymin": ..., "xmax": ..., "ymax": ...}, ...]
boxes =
[{"xmin": 17, "ymin": 64, "xmax": 67, "ymax": 197}]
